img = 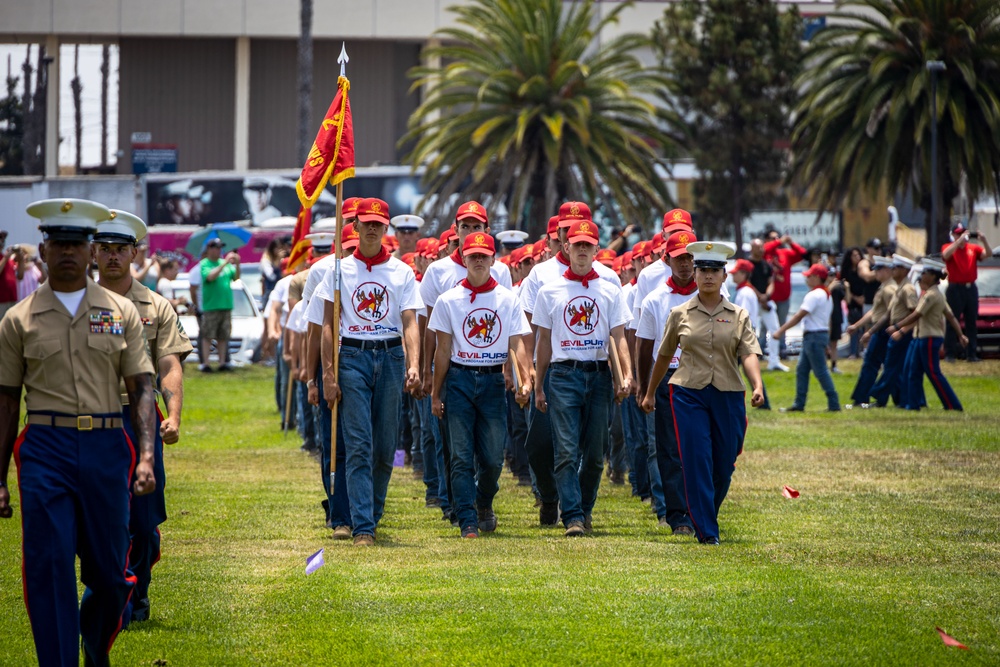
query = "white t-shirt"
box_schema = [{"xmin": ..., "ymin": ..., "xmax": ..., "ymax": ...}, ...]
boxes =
[
  {"xmin": 16, "ymin": 264, "xmax": 43, "ymax": 302},
  {"xmin": 419, "ymin": 252, "xmax": 512, "ymax": 312},
  {"xmin": 303, "ymin": 253, "xmax": 337, "ymax": 305},
  {"xmin": 265, "ymin": 274, "xmax": 293, "ymax": 327},
  {"xmin": 306, "ymin": 254, "xmax": 423, "ymax": 339},
  {"xmin": 187, "ymin": 260, "xmax": 203, "ymax": 309},
  {"xmin": 285, "ymin": 299, "xmax": 309, "ymax": 334},
  {"xmin": 800, "ymin": 287, "xmax": 833, "ymax": 332},
  {"xmin": 533, "ymin": 275, "xmax": 629, "ymax": 362},
  {"xmin": 631, "ymin": 259, "xmax": 672, "ymax": 328},
  {"xmin": 636, "ymin": 284, "xmax": 698, "ymax": 368},
  {"xmin": 733, "ymin": 284, "xmax": 759, "ymax": 331},
  {"xmin": 520, "ymin": 253, "xmax": 620, "ymax": 315},
  {"xmin": 427, "ymin": 283, "xmax": 530, "ymax": 366},
  {"xmin": 156, "ymin": 276, "xmax": 175, "ymax": 301},
  {"xmin": 54, "ymin": 288, "xmax": 87, "ymax": 317}
]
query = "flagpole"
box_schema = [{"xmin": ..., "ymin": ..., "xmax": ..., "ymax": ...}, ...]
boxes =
[{"xmin": 329, "ymin": 43, "xmax": 350, "ymax": 486}]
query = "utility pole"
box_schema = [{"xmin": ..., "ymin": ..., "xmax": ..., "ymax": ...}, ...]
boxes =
[
  {"xmin": 72, "ymin": 45, "xmax": 82, "ymax": 173},
  {"xmin": 297, "ymin": 0, "xmax": 313, "ymax": 164},
  {"xmin": 100, "ymin": 45, "xmax": 109, "ymax": 168},
  {"xmin": 926, "ymin": 60, "xmax": 946, "ymax": 255}
]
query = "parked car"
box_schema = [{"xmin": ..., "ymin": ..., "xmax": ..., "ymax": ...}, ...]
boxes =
[
  {"xmin": 170, "ymin": 278, "xmax": 264, "ymax": 365},
  {"xmin": 974, "ymin": 262, "xmax": 1000, "ymax": 357}
]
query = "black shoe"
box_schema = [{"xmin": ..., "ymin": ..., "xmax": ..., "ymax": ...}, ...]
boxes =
[
  {"xmin": 672, "ymin": 525, "xmax": 695, "ymax": 537},
  {"xmin": 967, "ymin": 356, "xmax": 982, "ymax": 363},
  {"xmin": 779, "ymin": 406, "xmax": 804, "ymax": 413},
  {"xmin": 130, "ymin": 598, "xmax": 151, "ymax": 623},
  {"xmin": 701, "ymin": 536, "xmax": 720, "ymax": 545},
  {"xmin": 199, "ymin": 364, "xmax": 213, "ymax": 373},
  {"xmin": 217, "ymin": 363, "xmax": 234, "ymax": 372},
  {"xmin": 517, "ymin": 474, "xmax": 533, "ymax": 487},
  {"xmin": 425, "ymin": 497, "xmax": 443, "ymax": 509},
  {"xmin": 609, "ymin": 470, "xmax": 625, "ymax": 485},
  {"xmin": 539, "ymin": 501, "xmax": 559, "ymax": 526},
  {"xmin": 477, "ymin": 506, "xmax": 498, "ymax": 532},
  {"xmin": 461, "ymin": 525, "xmax": 479, "ymax": 539}
]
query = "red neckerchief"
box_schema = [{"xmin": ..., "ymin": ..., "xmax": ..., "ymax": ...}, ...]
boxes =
[
  {"xmin": 449, "ymin": 249, "xmax": 465, "ymax": 267},
  {"xmin": 736, "ymin": 280, "xmax": 751, "ymax": 291},
  {"xmin": 630, "ymin": 277, "xmax": 637, "ymax": 286},
  {"xmin": 353, "ymin": 246, "xmax": 391, "ymax": 272},
  {"xmin": 555, "ymin": 251, "xmax": 570, "ymax": 266},
  {"xmin": 667, "ymin": 276, "xmax": 697, "ymax": 296},
  {"xmin": 461, "ymin": 277, "xmax": 498, "ymax": 303},
  {"xmin": 564, "ymin": 267, "xmax": 599, "ymax": 288}
]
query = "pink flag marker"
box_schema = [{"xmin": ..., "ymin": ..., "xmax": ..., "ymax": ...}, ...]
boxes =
[
  {"xmin": 305, "ymin": 548, "xmax": 325, "ymax": 575},
  {"xmin": 936, "ymin": 627, "xmax": 969, "ymax": 650},
  {"xmin": 782, "ymin": 485, "xmax": 800, "ymax": 499}
]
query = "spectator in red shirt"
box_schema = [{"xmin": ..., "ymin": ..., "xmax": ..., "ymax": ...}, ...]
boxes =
[
  {"xmin": 942, "ymin": 223, "xmax": 993, "ymax": 362},
  {"xmin": 763, "ymin": 231, "xmax": 807, "ymax": 353},
  {"xmin": 0, "ymin": 230, "xmax": 18, "ymax": 320}
]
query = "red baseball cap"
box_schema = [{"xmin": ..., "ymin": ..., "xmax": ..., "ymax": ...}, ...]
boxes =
[
  {"xmin": 341, "ymin": 222, "xmax": 360, "ymax": 251},
  {"xmin": 440, "ymin": 227, "xmax": 458, "ymax": 245},
  {"xmin": 509, "ymin": 247, "xmax": 525, "ymax": 264},
  {"xmin": 401, "ymin": 252, "xmax": 416, "ymax": 266},
  {"xmin": 666, "ymin": 230, "xmax": 697, "ymax": 257},
  {"xmin": 651, "ymin": 232, "xmax": 665, "ymax": 253},
  {"xmin": 558, "ymin": 201, "xmax": 592, "ymax": 227},
  {"xmin": 547, "ymin": 215, "xmax": 560, "ymax": 239},
  {"xmin": 342, "ymin": 197, "xmax": 362, "ymax": 219},
  {"xmin": 612, "ymin": 257, "xmax": 623, "ymax": 273},
  {"xmin": 532, "ymin": 239, "xmax": 547, "ymax": 257},
  {"xmin": 567, "ymin": 219, "xmax": 599, "ymax": 245},
  {"xmin": 463, "ymin": 232, "xmax": 495, "ymax": 256},
  {"xmin": 357, "ymin": 198, "xmax": 389, "ymax": 224},
  {"xmin": 803, "ymin": 263, "xmax": 829, "ymax": 280},
  {"xmin": 596, "ymin": 248, "xmax": 617, "ymax": 267},
  {"xmin": 383, "ymin": 235, "xmax": 398, "ymax": 250},
  {"xmin": 729, "ymin": 258, "xmax": 754, "ymax": 275},
  {"xmin": 456, "ymin": 200, "xmax": 488, "ymax": 224},
  {"xmin": 640, "ymin": 241, "xmax": 653, "ymax": 258},
  {"xmin": 662, "ymin": 208, "xmax": 692, "ymax": 230},
  {"xmin": 622, "ymin": 251, "xmax": 634, "ymax": 265},
  {"xmin": 632, "ymin": 241, "xmax": 646, "ymax": 255},
  {"xmin": 663, "ymin": 222, "xmax": 690, "ymax": 236},
  {"xmin": 422, "ymin": 238, "xmax": 441, "ymax": 258}
]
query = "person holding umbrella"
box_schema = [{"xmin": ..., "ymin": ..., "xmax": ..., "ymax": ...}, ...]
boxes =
[{"xmin": 198, "ymin": 238, "xmax": 240, "ymax": 372}]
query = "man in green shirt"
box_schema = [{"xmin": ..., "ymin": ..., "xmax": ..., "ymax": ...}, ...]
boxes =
[{"xmin": 199, "ymin": 238, "xmax": 240, "ymax": 371}]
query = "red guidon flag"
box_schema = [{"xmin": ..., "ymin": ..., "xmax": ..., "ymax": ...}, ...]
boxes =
[
  {"xmin": 285, "ymin": 205, "xmax": 313, "ymax": 272},
  {"xmin": 296, "ymin": 75, "xmax": 356, "ymax": 209}
]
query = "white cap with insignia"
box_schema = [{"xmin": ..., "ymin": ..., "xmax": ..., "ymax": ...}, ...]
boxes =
[
  {"xmin": 496, "ymin": 230, "xmax": 529, "ymax": 247},
  {"xmin": 891, "ymin": 254, "xmax": 914, "ymax": 269},
  {"xmin": 305, "ymin": 232, "xmax": 336, "ymax": 250},
  {"xmin": 921, "ymin": 257, "xmax": 947, "ymax": 274},
  {"xmin": 26, "ymin": 198, "xmax": 111, "ymax": 242},
  {"xmin": 94, "ymin": 209, "xmax": 148, "ymax": 244},
  {"xmin": 687, "ymin": 241, "xmax": 736, "ymax": 268},
  {"xmin": 162, "ymin": 179, "xmax": 193, "ymax": 198},
  {"xmin": 390, "ymin": 214, "xmax": 425, "ymax": 232},
  {"xmin": 872, "ymin": 255, "xmax": 893, "ymax": 269}
]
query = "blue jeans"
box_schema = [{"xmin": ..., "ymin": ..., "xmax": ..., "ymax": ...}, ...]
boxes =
[
  {"xmin": 901, "ymin": 336, "xmax": 927, "ymax": 410},
  {"xmin": 792, "ymin": 331, "xmax": 840, "ymax": 411},
  {"xmin": 297, "ymin": 379, "xmax": 316, "ymax": 446},
  {"xmin": 546, "ymin": 364, "xmax": 613, "ymax": 526},
  {"xmin": 621, "ymin": 395, "xmax": 647, "ymax": 496},
  {"xmin": 608, "ymin": 402, "xmax": 628, "ymax": 474},
  {"xmin": 317, "ymin": 361, "xmax": 351, "ymax": 529},
  {"xmin": 416, "ymin": 396, "xmax": 443, "ymax": 502},
  {"xmin": 526, "ymin": 382, "xmax": 559, "ymax": 504},
  {"xmin": 851, "ymin": 329, "xmax": 888, "ymax": 404},
  {"xmin": 339, "ymin": 344, "xmax": 405, "ymax": 537},
  {"xmin": 276, "ymin": 337, "xmax": 292, "ymax": 425},
  {"xmin": 445, "ymin": 366, "xmax": 508, "ymax": 530},
  {"xmin": 643, "ymin": 411, "xmax": 666, "ymax": 518}
]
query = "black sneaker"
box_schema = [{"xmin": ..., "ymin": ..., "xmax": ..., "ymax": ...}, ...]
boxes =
[
  {"xmin": 701, "ymin": 536, "xmax": 720, "ymax": 545},
  {"xmin": 672, "ymin": 525, "xmax": 695, "ymax": 537},
  {"xmin": 583, "ymin": 513, "xmax": 593, "ymax": 533},
  {"xmin": 539, "ymin": 501, "xmax": 559, "ymax": 526},
  {"xmin": 779, "ymin": 406, "xmax": 804, "ymax": 413},
  {"xmin": 477, "ymin": 506, "xmax": 498, "ymax": 532},
  {"xmin": 199, "ymin": 364, "xmax": 213, "ymax": 373},
  {"xmin": 461, "ymin": 525, "xmax": 479, "ymax": 539},
  {"xmin": 564, "ymin": 520, "xmax": 586, "ymax": 537},
  {"xmin": 217, "ymin": 363, "xmax": 234, "ymax": 372},
  {"xmin": 130, "ymin": 598, "xmax": 150, "ymax": 623}
]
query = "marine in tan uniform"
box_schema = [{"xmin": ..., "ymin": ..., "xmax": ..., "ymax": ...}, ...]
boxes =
[
  {"xmin": 867, "ymin": 255, "xmax": 918, "ymax": 407},
  {"xmin": 93, "ymin": 209, "xmax": 193, "ymax": 626},
  {"xmin": 0, "ymin": 198, "xmax": 157, "ymax": 667},
  {"xmin": 640, "ymin": 241, "xmax": 763, "ymax": 545}
]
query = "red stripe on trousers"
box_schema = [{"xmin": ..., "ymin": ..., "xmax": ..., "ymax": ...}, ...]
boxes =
[
  {"xmin": 107, "ymin": 429, "xmax": 139, "ymax": 653},
  {"xmin": 925, "ymin": 338, "xmax": 954, "ymax": 410}
]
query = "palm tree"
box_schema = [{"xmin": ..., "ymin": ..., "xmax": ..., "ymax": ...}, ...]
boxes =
[
  {"xmin": 401, "ymin": 0, "xmax": 677, "ymax": 237},
  {"xmin": 790, "ymin": 0, "xmax": 1000, "ymax": 254}
]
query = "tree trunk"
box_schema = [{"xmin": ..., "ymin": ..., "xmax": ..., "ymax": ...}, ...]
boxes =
[
  {"xmin": 297, "ymin": 0, "xmax": 313, "ymax": 164},
  {"xmin": 32, "ymin": 45, "xmax": 46, "ymax": 175},
  {"xmin": 20, "ymin": 46, "xmax": 37, "ymax": 175},
  {"xmin": 72, "ymin": 45, "xmax": 82, "ymax": 173},
  {"xmin": 100, "ymin": 45, "xmax": 109, "ymax": 168}
]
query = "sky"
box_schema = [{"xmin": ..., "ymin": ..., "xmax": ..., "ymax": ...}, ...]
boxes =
[{"xmin": 0, "ymin": 43, "xmax": 119, "ymax": 169}]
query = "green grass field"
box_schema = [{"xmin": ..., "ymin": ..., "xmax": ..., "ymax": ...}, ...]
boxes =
[{"xmin": 1, "ymin": 361, "xmax": 998, "ymax": 666}]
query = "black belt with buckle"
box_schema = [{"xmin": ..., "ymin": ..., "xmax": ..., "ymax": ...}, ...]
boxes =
[
  {"xmin": 451, "ymin": 363, "xmax": 504, "ymax": 374},
  {"xmin": 341, "ymin": 337, "xmax": 402, "ymax": 350},
  {"xmin": 553, "ymin": 360, "xmax": 609, "ymax": 373}
]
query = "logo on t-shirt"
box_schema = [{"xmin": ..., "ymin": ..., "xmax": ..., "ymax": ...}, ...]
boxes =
[
  {"xmin": 353, "ymin": 282, "xmax": 389, "ymax": 322},
  {"xmin": 464, "ymin": 308, "xmax": 501, "ymax": 348},
  {"xmin": 564, "ymin": 296, "xmax": 600, "ymax": 335}
]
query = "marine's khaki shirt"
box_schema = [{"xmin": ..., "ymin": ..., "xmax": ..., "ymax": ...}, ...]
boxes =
[
  {"xmin": 288, "ymin": 269, "xmax": 308, "ymax": 304},
  {"xmin": 914, "ymin": 286, "xmax": 948, "ymax": 339},
  {"xmin": 870, "ymin": 280, "xmax": 898, "ymax": 325},
  {"xmin": 658, "ymin": 296, "xmax": 761, "ymax": 392},
  {"xmin": 888, "ymin": 281, "xmax": 918, "ymax": 323},
  {"xmin": 0, "ymin": 279, "xmax": 154, "ymax": 414},
  {"xmin": 111, "ymin": 279, "xmax": 194, "ymax": 398}
]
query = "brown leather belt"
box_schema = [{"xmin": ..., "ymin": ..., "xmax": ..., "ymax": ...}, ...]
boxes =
[{"xmin": 26, "ymin": 414, "xmax": 124, "ymax": 431}]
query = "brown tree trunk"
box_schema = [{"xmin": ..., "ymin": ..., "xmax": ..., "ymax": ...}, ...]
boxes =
[
  {"xmin": 297, "ymin": 0, "xmax": 313, "ymax": 164},
  {"xmin": 72, "ymin": 45, "xmax": 82, "ymax": 173}
]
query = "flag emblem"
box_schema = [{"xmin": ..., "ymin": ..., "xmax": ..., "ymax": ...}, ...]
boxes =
[
  {"xmin": 464, "ymin": 308, "xmax": 501, "ymax": 348},
  {"xmin": 353, "ymin": 282, "xmax": 388, "ymax": 322},
  {"xmin": 564, "ymin": 296, "xmax": 600, "ymax": 335}
]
